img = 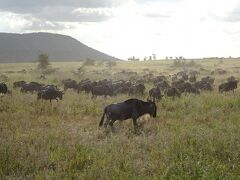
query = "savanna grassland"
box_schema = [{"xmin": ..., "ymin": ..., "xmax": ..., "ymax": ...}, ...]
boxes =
[{"xmin": 0, "ymin": 59, "xmax": 240, "ymax": 179}]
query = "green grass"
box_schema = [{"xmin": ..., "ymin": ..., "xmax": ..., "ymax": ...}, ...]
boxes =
[{"xmin": 0, "ymin": 59, "xmax": 240, "ymax": 179}]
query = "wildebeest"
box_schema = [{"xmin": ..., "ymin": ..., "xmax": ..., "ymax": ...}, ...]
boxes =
[
  {"xmin": 156, "ymin": 80, "xmax": 170, "ymax": 91},
  {"xmin": 13, "ymin": 81, "xmax": 26, "ymax": 88},
  {"xmin": 39, "ymin": 85, "xmax": 59, "ymax": 91},
  {"xmin": 189, "ymin": 75, "xmax": 197, "ymax": 83},
  {"xmin": 77, "ymin": 80, "xmax": 92, "ymax": 94},
  {"xmin": 91, "ymin": 85, "xmax": 115, "ymax": 98},
  {"xmin": 194, "ymin": 81, "xmax": 213, "ymax": 91},
  {"xmin": 37, "ymin": 88, "xmax": 63, "ymax": 102},
  {"xmin": 201, "ymin": 76, "xmax": 214, "ymax": 85},
  {"xmin": 129, "ymin": 83, "xmax": 145, "ymax": 95},
  {"xmin": 148, "ymin": 87, "xmax": 163, "ymax": 101},
  {"xmin": 99, "ymin": 99, "xmax": 157, "ymax": 131},
  {"xmin": 21, "ymin": 82, "xmax": 43, "ymax": 93},
  {"xmin": 227, "ymin": 76, "xmax": 236, "ymax": 82},
  {"xmin": 219, "ymin": 80, "xmax": 238, "ymax": 93},
  {"xmin": 164, "ymin": 87, "xmax": 181, "ymax": 99},
  {"xmin": 0, "ymin": 83, "xmax": 8, "ymax": 94},
  {"xmin": 62, "ymin": 79, "xmax": 77, "ymax": 91}
]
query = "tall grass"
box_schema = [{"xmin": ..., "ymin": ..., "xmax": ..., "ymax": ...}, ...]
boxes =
[{"xmin": 0, "ymin": 60, "xmax": 240, "ymax": 179}]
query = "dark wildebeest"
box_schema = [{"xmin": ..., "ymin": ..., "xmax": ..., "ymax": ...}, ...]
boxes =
[
  {"xmin": 164, "ymin": 87, "xmax": 181, "ymax": 99},
  {"xmin": 39, "ymin": 85, "xmax": 59, "ymax": 91},
  {"xmin": 37, "ymin": 88, "xmax": 63, "ymax": 102},
  {"xmin": 194, "ymin": 81, "xmax": 213, "ymax": 91},
  {"xmin": 13, "ymin": 81, "xmax": 26, "ymax": 88},
  {"xmin": 201, "ymin": 76, "xmax": 214, "ymax": 85},
  {"xmin": 0, "ymin": 83, "xmax": 8, "ymax": 94},
  {"xmin": 148, "ymin": 87, "xmax": 163, "ymax": 101},
  {"xmin": 77, "ymin": 79, "xmax": 93, "ymax": 94},
  {"xmin": 129, "ymin": 83, "xmax": 145, "ymax": 95},
  {"xmin": 62, "ymin": 79, "xmax": 77, "ymax": 91},
  {"xmin": 21, "ymin": 82, "xmax": 43, "ymax": 93},
  {"xmin": 227, "ymin": 76, "xmax": 236, "ymax": 82},
  {"xmin": 189, "ymin": 75, "xmax": 197, "ymax": 83},
  {"xmin": 99, "ymin": 99, "xmax": 157, "ymax": 131},
  {"xmin": 219, "ymin": 80, "xmax": 238, "ymax": 93},
  {"xmin": 156, "ymin": 80, "xmax": 170, "ymax": 91},
  {"xmin": 91, "ymin": 85, "xmax": 115, "ymax": 98}
]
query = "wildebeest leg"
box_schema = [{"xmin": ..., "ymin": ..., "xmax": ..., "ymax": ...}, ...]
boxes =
[
  {"xmin": 109, "ymin": 120, "xmax": 115, "ymax": 132},
  {"xmin": 55, "ymin": 98, "xmax": 58, "ymax": 102},
  {"xmin": 104, "ymin": 114, "xmax": 110, "ymax": 128},
  {"xmin": 132, "ymin": 118, "xmax": 138, "ymax": 132}
]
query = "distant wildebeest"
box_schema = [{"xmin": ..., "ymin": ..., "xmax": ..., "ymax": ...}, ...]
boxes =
[
  {"xmin": 37, "ymin": 88, "xmax": 63, "ymax": 102},
  {"xmin": 227, "ymin": 76, "xmax": 236, "ymax": 82},
  {"xmin": 219, "ymin": 80, "xmax": 238, "ymax": 93},
  {"xmin": 189, "ymin": 75, "xmax": 197, "ymax": 83},
  {"xmin": 129, "ymin": 83, "xmax": 145, "ymax": 95},
  {"xmin": 201, "ymin": 76, "xmax": 214, "ymax": 85},
  {"xmin": 184, "ymin": 83, "xmax": 200, "ymax": 95},
  {"xmin": 21, "ymin": 82, "xmax": 43, "ymax": 93},
  {"xmin": 156, "ymin": 80, "xmax": 170, "ymax": 91},
  {"xmin": 0, "ymin": 83, "xmax": 8, "ymax": 94},
  {"xmin": 194, "ymin": 81, "xmax": 213, "ymax": 91},
  {"xmin": 99, "ymin": 99, "xmax": 157, "ymax": 131},
  {"xmin": 13, "ymin": 81, "xmax": 26, "ymax": 88},
  {"xmin": 148, "ymin": 87, "xmax": 163, "ymax": 101},
  {"xmin": 39, "ymin": 85, "xmax": 59, "ymax": 91},
  {"xmin": 62, "ymin": 79, "xmax": 77, "ymax": 91},
  {"xmin": 77, "ymin": 80, "xmax": 92, "ymax": 94},
  {"xmin": 91, "ymin": 85, "xmax": 115, "ymax": 98},
  {"xmin": 164, "ymin": 87, "xmax": 181, "ymax": 99}
]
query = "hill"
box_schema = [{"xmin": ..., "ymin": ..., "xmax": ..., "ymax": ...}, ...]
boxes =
[{"xmin": 0, "ymin": 32, "xmax": 120, "ymax": 62}]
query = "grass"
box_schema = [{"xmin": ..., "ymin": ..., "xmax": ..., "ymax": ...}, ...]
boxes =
[{"xmin": 0, "ymin": 59, "xmax": 240, "ymax": 179}]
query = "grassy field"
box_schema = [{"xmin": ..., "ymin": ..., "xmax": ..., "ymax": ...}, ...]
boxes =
[{"xmin": 0, "ymin": 59, "xmax": 240, "ymax": 179}]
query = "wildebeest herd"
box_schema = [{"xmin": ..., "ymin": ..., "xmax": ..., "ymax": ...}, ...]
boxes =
[{"xmin": 0, "ymin": 70, "xmax": 238, "ymax": 131}]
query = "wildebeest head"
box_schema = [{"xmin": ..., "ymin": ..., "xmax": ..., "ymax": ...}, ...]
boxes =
[
  {"xmin": 147, "ymin": 100, "xmax": 157, "ymax": 117},
  {"xmin": 58, "ymin": 91, "xmax": 64, "ymax": 100}
]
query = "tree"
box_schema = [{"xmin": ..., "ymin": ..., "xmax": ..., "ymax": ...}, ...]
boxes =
[{"xmin": 37, "ymin": 54, "xmax": 50, "ymax": 70}]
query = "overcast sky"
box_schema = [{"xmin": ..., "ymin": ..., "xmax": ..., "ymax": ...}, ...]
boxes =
[{"xmin": 0, "ymin": 0, "xmax": 240, "ymax": 60}]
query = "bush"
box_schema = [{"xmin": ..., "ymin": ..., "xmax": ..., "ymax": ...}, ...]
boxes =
[{"xmin": 37, "ymin": 54, "xmax": 50, "ymax": 70}]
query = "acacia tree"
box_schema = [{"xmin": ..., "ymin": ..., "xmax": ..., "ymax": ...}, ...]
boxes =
[{"xmin": 37, "ymin": 54, "xmax": 50, "ymax": 70}]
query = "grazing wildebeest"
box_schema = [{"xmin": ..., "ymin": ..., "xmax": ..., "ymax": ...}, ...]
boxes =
[
  {"xmin": 62, "ymin": 79, "xmax": 77, "ymax": 91},
  {"xmin": 148, "ymin": 87, "xmax": 163, "ymax": 101},
  {"xmin": 91, "ymin": 85, "xmax": 115, "ymax": 98},
  {"xmin": 189, "ymin": 75, "xmax": 197, "ymax": 83},
  {"xmin": 194, "ymin": 81, "xmax": 213, "ymax": 91},
  {"xmin": 0, "ymin": 83, "xmax": 8, "ymax": 94},
  {"xmin": 227, "ymin": 76, "xmax": 236, "ymax": 82},
  {"xmin": 164, "ymin": 87, "xmax": 181, "ymax": 99},
  {"xmin": 129, "ymin": 83, "xmax": 145, "ymax": 95},
  {"xmin": 201, "ymin": 76, "xmax": 214, "ymax": 85},
  {"xmin": 219, "ymin": 80, "xmax": 238, "ymax": 93},
  {"xmin": 99, "ymin": 99, "xmax": 157, "ymax": 131},
  {"xmin": 39, "ymin": 85, "xmax": 59, "ymax": 91},
  {"xmin": 13, "ymin": 81, "xmax": 26, "ymax": 88},
  {"xmin": 77, "ymin": 81, "xmax": 92, "ymax": 94},
  {"xmin": 21, "ymin": 82, "xmax": 43, "ymax": 93},
  {"xmin": 156, "ymin": 80, "xmax": 170, "ymax": 91},
  {"xmin": 37, "ymin": 88, "xmax": 63, "ymax": 102}
]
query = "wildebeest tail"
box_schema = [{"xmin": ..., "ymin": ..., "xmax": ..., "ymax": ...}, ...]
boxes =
[{"xmin": 99, "ymin": 108, "xmax": 106, "ymax": 127}]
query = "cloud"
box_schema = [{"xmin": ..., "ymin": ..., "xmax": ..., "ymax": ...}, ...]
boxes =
[
  {"xmin": 0, "ymin": 0, "xmax": 128, "ymax": 23},
  {"xmin": 23, "ymin": 18, "xmax": 74, "ymax": 31},
  {"xmin": 0, "ymin": 0, "xmax": 128, "ymax": 13},
  {"xmin": 222, "ymin": 8, "xmax": 240, "ymax": 22}
]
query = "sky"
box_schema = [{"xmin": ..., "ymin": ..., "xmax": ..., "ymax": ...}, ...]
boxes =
[{"xmin": 0, "ymin": 0, "xmax": 240, "ymax": 60}]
